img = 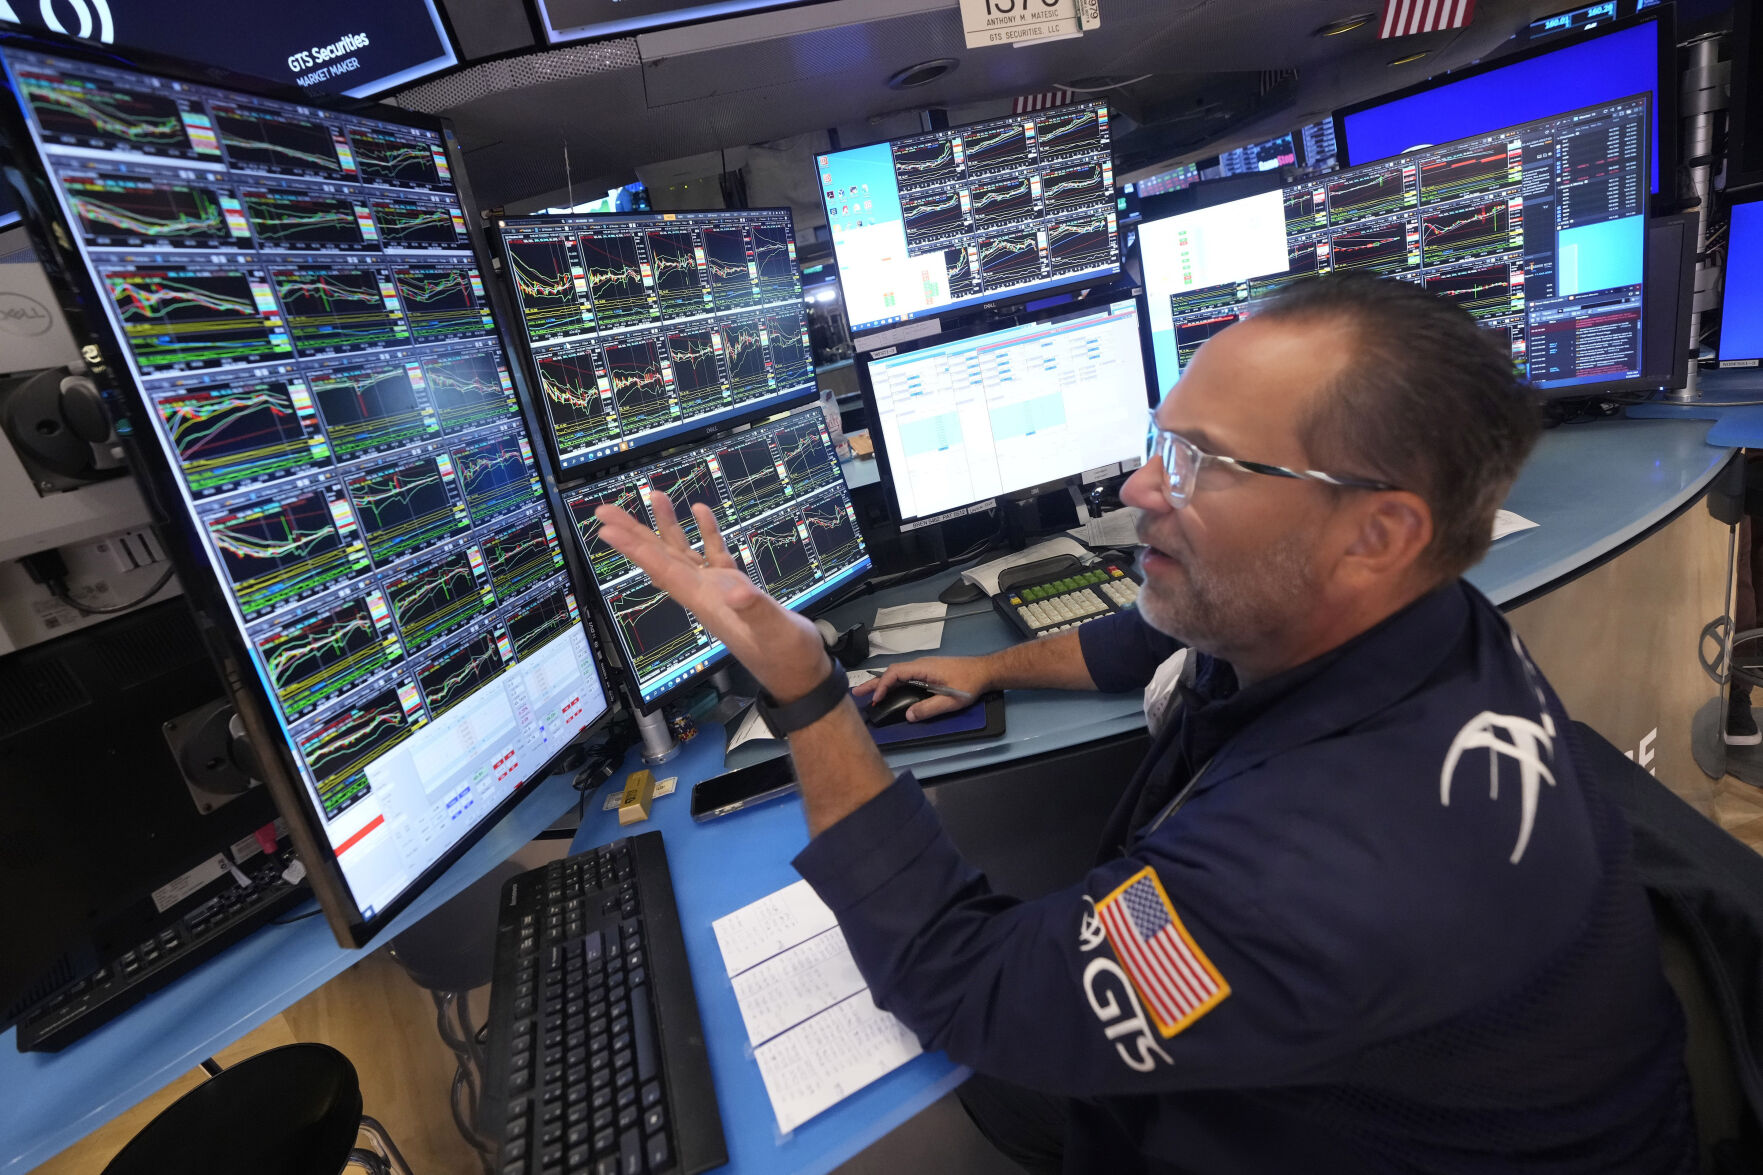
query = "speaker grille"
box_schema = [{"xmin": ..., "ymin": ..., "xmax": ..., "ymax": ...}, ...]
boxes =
[{"xmin": 0, "ymin": 656, "xmax": 87, "ymax": 741}]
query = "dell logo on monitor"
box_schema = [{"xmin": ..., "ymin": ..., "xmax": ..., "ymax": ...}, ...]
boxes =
[{"xmin": 0, "ymin": 0, "xmax": 115, "ymax": 43}]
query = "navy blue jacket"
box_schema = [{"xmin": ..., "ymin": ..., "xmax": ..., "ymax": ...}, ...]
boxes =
[{"xmin": 794, "ymin": 581, "xmax": 1695, "ymax": 1173}]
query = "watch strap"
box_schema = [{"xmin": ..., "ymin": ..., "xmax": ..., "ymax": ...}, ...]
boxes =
[{"xmin": 757, "ymin": 657, "xmax": 848, "ymax": 735}]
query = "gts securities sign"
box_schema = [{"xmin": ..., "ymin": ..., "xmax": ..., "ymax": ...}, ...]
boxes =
[{"xmin": 0, "ymin": 0, "xmax": 457, "ymax": 97}]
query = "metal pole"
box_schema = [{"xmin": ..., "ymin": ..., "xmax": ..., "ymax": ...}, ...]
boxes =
[
  {"xmin": 635, "ymin": 707, "xmax": 680, "ymax": 764},
  {"xmin": 1676, "ymin": 33, "xmax": 1728, "ymax": 401}
]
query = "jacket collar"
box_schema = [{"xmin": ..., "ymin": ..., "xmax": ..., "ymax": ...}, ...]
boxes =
[{"xmin": 1190, "ymin": 579, "xmax": 1475, "ymax": 789}]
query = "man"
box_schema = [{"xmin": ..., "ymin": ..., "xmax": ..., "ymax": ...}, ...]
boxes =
[{"xmin": 593, "ymin": 275, "xmax": 1694, "ymax": 1173}]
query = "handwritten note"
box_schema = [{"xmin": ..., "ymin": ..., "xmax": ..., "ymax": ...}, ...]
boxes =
[
  {"xmin": 711, "ymin": 879, "xmax": 839, "ymax": 978},
  {"xmin": 713, "ymin": 882, "xmax": 924, "ymax": 1134}
]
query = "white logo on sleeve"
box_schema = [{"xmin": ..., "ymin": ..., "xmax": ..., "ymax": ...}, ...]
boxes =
[{"xmin": 1439, "ymin": 711, "xmax": 1557, "ymax": 864}]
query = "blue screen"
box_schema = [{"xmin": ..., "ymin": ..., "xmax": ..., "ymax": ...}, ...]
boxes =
[
  {"xmin": 1342, "ymin": 21, "xmax": 1663, "ymax": 192},
  {"xmin": 1721, "ymin": 201, "xmax": 1763, "ymax": 363}
]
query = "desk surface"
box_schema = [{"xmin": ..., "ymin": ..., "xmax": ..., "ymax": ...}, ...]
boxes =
[{"xmin": 1, "ymin": 414, "xmax": 1732, "ymax": 1174}]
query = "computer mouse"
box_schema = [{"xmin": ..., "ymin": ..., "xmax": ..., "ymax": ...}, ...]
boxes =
[{"xmin": 864, "ymin": 682, "xmax": 939, "ymax": 727}]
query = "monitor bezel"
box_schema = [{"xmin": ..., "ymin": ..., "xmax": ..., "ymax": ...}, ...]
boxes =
[
  {"xmin": 1728, "ymin": 0, "xmax": 1763, "ymax": 194},
  {"xmin": 854, "ymin": 296, "xmax": 1160, "ymax": 530},
  {"xmin": 491, "ymin": 206, "xmax": 822, "ymax": 480},
  {"xmin": 1332, "ymin": 7, "xmax": 1677, "ymax": 200},
  {"xmin": 558, "ymin": 399, "xmax": 871, "ymax": 713},
  {"xmin": 1718, "ymin": 193, "xmax": 1763, "ymax": 365},
  {"xmin": 1141, "ymin": 94, "xmax": 1655, "ymax": 401},
  {"xmin": 818, "ymin": 100, "xmax": 1126, "ymax": 339},
  {"xmin": 0, "ymin": 29, "xmax": 615, "ymax": 949}
]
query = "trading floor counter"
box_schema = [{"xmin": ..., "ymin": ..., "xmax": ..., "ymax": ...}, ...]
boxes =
[{"xmin": 0, "ymin": 415, "xmax": 1735, "ymax": 1174}]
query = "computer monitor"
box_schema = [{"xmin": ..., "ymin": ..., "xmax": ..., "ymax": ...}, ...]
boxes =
[
  {"xmin": 1212, "ymin": 134, "xmax": 1296, "ymax": 178},
  {"xmin": 561, "ymin": 402, "xmax": 871, "ymax": 708},
  {"xmin": 0, "ymin": 0, "xmax": 458, "ymax": 98},
  {"xmin": 1139, "ymin": 95, "xmax": 1653, "ymax": 399},
  {"xmin": 1298, "ymin": 119, "xmax": 1339, "ymax": 173},
  {"xmin": 858, "ymin": 299, "xmax": 1153, "ymax": 530},
  {"xmin": 1719, "ymin": 196, "xmax": 1763, "ymax": 366},
  {"xmin": 0, "ymin": 34, "xmax": 612, "ymax": 948},
  {"xmin": 1335, "ymin": 9, "xmax": 1674, "ymax": 195},
  {"xmin": 1642, "ymin": 212, "xmax": 1696, "ymax": 391},
  {"xmin": 494, "ymin": 208, "xmax": 817, "ymax": 475},
  {"xmin": 815, "ymin": 102, "xmax": 1121, "ymax": 335}
]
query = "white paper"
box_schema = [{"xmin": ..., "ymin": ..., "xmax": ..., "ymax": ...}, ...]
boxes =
[
  {"xmin": 752, "ymin": 993, "xmax": 924, "ymax": 1133},
  {"xmin": 712, "ymin": 879, "xmax": 840, "ymax": 978},
  {"xmin": 726, "ymin": 704, "xmax": 780, "ymax": 752},
  {"xmin": 729, "ymin": 927, "xmax": 869, "ymax": 1047},
  {"xmin": 869, "ymin": 601, "xmax": 948, "ymax": 655},
  {"xmin": 1069, "ymin": 507, "xmax": 1142, "ymax": 550},
  {"xmin": 961, "ymin": 536, "xmax": 1090, "ymax": 596},
  {"xmin": 847, "ymin": 669, "xmax": 878, "ymax": 687},
  {"xmin": 1493, "ymin": 509, "xmax": 1539, "ymax": 541}
]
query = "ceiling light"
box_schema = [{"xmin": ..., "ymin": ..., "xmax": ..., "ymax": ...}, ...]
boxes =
[
  {"xmin": 1313, "ymin": 14, "xmax": 1374, "ymax": 36},
  {"xmin": 887, "ymin": 59, "xmax": 958, "ymax": 90},
  {"xmin": 1387, "ymin": 50, "xmax": 1429, "ymax": 65}
]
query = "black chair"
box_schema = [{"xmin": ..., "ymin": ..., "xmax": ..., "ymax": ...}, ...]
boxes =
[
  {"xmin": 1572, "ymin": 721, "xmax": 1763, "ymax": 1173},
  {"xmin": 101, "ymin": 1043, "xmax": 411, "ymax": 1175}
]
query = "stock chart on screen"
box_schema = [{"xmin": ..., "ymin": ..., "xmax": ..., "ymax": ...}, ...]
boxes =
[
  {"xmin": 562, "ymin": 403, "xmax": 868, "ymax": 703},
  {"xmin": 0, "ymin": 43, "xmax": 608, "ymax": 922},
  {"xmin": 498, "ymin": 208, "xmax": 817, "ymax": 473},
  {"xmin": 1138, "ymin": 97, "xmax": 1649, "ymax": 395},
  {"xmin": 817, "ymin": 101, "xmax": 1121, "ymax": 333}
]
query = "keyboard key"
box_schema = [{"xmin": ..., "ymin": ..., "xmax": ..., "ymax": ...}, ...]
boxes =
[
  {"xmin": 643, "ymin": 1106, "xmax": 664, "ymax": 1135},
  {"xmin": 646, "ymin": 1133, "xmax": 672, "ymax": 1171},
  {"xmin": 593, "ymin": 1128, "xmax": 616, "ymax": 1155},
  {"xmin": 617, "ymin": 1105, "xmax": 638, "ymax": 1131},
  {"xmin": 620, "ymin": 1129, "xmax": 643, "ymax": 1173},
  {"xmin": 641, "ymin": 1083, "xmax": 662, "ymax": 1110}
]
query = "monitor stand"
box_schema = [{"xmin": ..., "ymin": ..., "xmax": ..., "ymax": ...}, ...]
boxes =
[
  {"xmin": 701, "ymin": 664, "xmax": 755, "ymax": 728},
  {"xmin": 635, "ymin": 709, "xmax": 681, "ymax": 764}
]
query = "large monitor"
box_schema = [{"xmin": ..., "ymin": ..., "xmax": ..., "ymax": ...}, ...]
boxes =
[
  {"xmin": 0, "ymin": 0, "xmax": 459, "ymax": 99},
  {"xmin": 0, "ymin": 35, "xmax": 611, "ymax": 947},
  {"xmin": 1719, "ymin": 197, "xmax": 1763, "ymax": 366},
  {"xmin": 858, "ymin": 299, "xmax": 1152, "ymax": 529},
  {"xmin": 1139, "ymin": 96, "xmax": 1652, "ymax": 399},
  {"xmin": 495, "ymin": 208, "xmax": 817, "ymax": 475},
  {"xmin": 562, "ymin": 403, "xmax": 870, "ymax": 707},
  {"xmin": 1335, "ymin": 10, "xmax": 1673, "ymax": 195},
  {"xmin": 815, "ymin": 102, "xmax": 1121, "ymax": 335}
]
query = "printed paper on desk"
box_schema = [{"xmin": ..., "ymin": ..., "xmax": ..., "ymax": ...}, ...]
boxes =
[
  {"xmin": 730, "ymin": 926, "xmax": 868, "ymax": 1047},
  {"xmin": 752, "ymin": 993, "xmax": 924, "ymax": 1133},
  {"xmin": 963, "ymin": 537, "xmax": 1089, "ymax": 595},
  {"xmin": 1492, "ymin": 509, "xmax": 1539, "ymax": 541},
  {"xmin": 868, "ymin": 602, "xmax": 947, "ymax": 655},
  {"xmin": 713, "ymin": 879, "xmax": 840, "ymax": 977}
]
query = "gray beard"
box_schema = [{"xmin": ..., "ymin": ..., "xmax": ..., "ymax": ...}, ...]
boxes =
[{"xmin": 1137, "ymin": 529, "xmax": 1319, "ymax": 662}]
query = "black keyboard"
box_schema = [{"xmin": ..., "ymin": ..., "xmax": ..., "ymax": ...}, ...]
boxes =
[
  {"xmin": 15, "ymin": 846, "xmax": 308, "ymax": 1052},
  {"xmin": 482, "ymin": 832, "xmax": 726, "ymax": 1175}
]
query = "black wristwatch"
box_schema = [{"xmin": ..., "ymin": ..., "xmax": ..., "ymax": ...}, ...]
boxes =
[{"xmin": 757, "ymin": 656, "xmax": 848, "ymax": 735}]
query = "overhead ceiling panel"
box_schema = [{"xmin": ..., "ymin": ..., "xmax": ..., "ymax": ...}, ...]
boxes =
[{"xmin": 402, "ymin": 0, "xmax": 1559, "ymax": 208}]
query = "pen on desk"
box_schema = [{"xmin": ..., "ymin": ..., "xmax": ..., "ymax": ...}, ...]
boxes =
[{"xmin": 907, "ymin": 679, "xmax": 975, "ymax": 703}]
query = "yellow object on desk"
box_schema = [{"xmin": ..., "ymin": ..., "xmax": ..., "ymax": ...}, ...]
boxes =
[{"xmin": 618, "ymin": 769, "xmax": 656, "ymax": 825}]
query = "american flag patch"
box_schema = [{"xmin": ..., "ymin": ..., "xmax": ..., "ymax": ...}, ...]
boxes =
[
  {"xmin": 1379, "ymin": 0, "xmax": 1476, "ymax": 39},
  {"xmin": 1095, "ymin": 868, "xmax": 1229, "ymax": 1037}
]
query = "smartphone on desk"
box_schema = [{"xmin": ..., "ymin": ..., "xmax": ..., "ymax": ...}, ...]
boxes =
[{"xmin": 690, "ymin": 755, "xmax": 798, "ymax": 821}]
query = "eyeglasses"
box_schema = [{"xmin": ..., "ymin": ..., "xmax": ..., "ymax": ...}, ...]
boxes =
[{"xmin": 1143, "ymin": 412, "xmax": 1400, "ymax": 507}]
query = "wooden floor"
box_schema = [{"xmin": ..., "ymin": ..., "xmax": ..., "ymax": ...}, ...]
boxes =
[{"xmin": 30, "ymin": 777, "xmax": 1763, "ymax": 1175}]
